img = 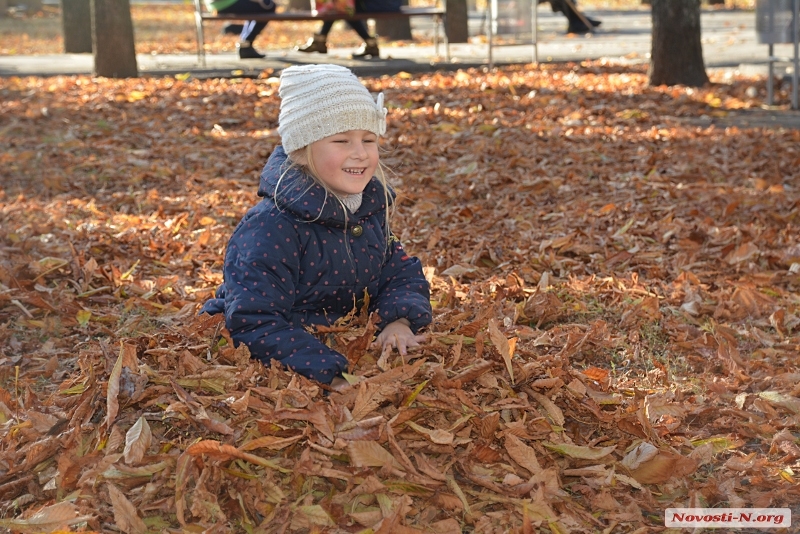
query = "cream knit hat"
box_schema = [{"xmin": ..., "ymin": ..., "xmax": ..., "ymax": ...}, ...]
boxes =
[{"xmin": 277, "ymin": 64, "xmax": 387, "ymax": 153}]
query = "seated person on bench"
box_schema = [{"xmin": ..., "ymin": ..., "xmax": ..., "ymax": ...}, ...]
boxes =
[
  {"xmin": 296, "ymin": 0, "xmax": 403, "ymax": 59},
  {"xmin": 208, "ymin": 0, "xmax": 276, "ymax": 59}
]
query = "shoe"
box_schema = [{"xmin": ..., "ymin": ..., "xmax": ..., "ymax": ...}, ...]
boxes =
[
  {"xmin": 566, "ymin": 23, "xmax": 591, "ymax": 34},
  {"xmin": 296, "ymin": 34, "xmax": 328, "ymax": 54},
  {"xmin": 222, "ymin": 23, "xmax": 244, "ymax": 36},
  {"xmin": 351, "ymin": 38, "xmax": 379, "ymax": 59},
  {"xmin": 237, "ymin": 41, "xmax": 265, "ymax": 59},
  {"xmin": 567, "ymin": 16, "xmax": 600, "ymax": 34}
]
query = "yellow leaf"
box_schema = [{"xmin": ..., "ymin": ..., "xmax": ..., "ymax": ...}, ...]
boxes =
[
  {"xmin": 433, "ymin": 121, "xmax": 461, "ymax": 134},
  {"xmin": 76, "ymin": 309, "xmax": 91, "ymax": 327},
  {"xmin": 174, "ymin": 72, "xmax": 191, "ymax": 81},
  {"xmin": 127, "ymin": 90, "xmax": 147, "ymax": 102}
]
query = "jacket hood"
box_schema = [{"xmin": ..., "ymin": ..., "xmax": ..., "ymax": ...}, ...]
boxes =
[{"xmin": 257, "ymin": 146, "xmax": 394, "ymax": 228}]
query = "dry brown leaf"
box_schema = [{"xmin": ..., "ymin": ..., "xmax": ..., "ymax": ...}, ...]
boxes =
[
  {"xmin": 504, "ymin": 434, "xmax": 542, "ymax": 475},
  {"xmin": 348, "ymin": 440, "xmax": 402, "ymax": 470},
  {"xmin": 104, "ymin": 343, "xmax": 125, "ymax": 428},
  {"xmin": 406, "ymin": 421, "xmax": 454, "ymax": 445},
  {"xmin": 628, "ymin": 450, "xmax": 697, "ymax": 484},
  {"xmin": 123, "ymin": 415, "xmax": 152, "ymax": 465},
  {"xmin": 107, "ymin": 483, "xmax": 147, "ymax": 534},
  {"xmin": 488, "ymin": 318, "xmax": 515, "ymax": 384}
]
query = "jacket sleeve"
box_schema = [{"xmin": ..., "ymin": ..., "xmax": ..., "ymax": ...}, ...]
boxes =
[
  {"xmin": 371, "ymin": 236, "xmax": 432, "ymax": 334},
  {"xmin": 222, "ymin": 211, "xmax": 348, "ymax": 384}
]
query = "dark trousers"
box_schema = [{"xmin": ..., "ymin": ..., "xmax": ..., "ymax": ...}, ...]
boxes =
[
  {"xmin": 219, "ymin": 0, "xmax": 276, "ymax": 43},
  {"xmin": 319, "ymin": 0, "xmax": 402, "ymax": 41}
]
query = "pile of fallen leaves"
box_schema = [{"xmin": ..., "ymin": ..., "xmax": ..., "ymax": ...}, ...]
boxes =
[{"xmin": 1, "ymin": 62, "xmax": 800, "ymax": 533}]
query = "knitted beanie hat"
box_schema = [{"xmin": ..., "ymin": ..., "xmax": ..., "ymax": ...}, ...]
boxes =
[{"xmin": 277, "ymin": 64, "xmax": 387, "ymax": 153}]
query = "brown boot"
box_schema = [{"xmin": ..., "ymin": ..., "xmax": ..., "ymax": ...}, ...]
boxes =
[
  {"xmin": 296, "ymin": 34, "xmax": 328, "ymax": 54},
  {"xmin": 351, "ymin": 38, "xmax": 379, "ymax": 59}
]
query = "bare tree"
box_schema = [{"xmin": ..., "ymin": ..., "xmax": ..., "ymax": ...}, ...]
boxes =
[
  {"xmin": 62, "ymin": 0, "xmax": 92, "ymax": 53},
  {"xmin": 648, "ymin": 0, "xmax": 709, "ymax": 87},
  {"xmin": 92, "ymin": 0, "xmax": 137, "ymax": 77}
]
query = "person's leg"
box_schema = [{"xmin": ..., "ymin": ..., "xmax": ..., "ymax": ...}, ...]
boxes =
[
  {"xmin": 350, "ymin": 1, "xmax": 379, "ymax": 58},
  {"xmin": 345, "ymin": 20, "xmax": 371, "ymax": 42},
  {"xmin": 560, "ymin": 0, "xmax": 600, "ymax": 34},
  {"xmin": 222, "ymin": 23, "xmax": 244, "ymax": 35},
  {"xmin": 219, "ymin": 0, "xmax": 275, "ymax": 58},
  {"xmin": 297, "ymin": 22, "xmax": 331, "ymax": 53},
  {"xmin": 320, "ymin": 21, "xmax": 334, "ymax": 35}
]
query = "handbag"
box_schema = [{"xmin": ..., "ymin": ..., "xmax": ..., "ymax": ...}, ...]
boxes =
[{"xmin": 312, "ymin": 0, "xmax": 355, "ymax": 15}]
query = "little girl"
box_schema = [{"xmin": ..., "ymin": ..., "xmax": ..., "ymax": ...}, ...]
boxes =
[{"xmin": 201, "ymin": 64, "xmax": 432, "ymax": 390}]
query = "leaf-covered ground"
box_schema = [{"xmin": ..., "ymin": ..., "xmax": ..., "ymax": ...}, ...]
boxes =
[{"xmin": 2, "ymin": 62, "xmax": 800, "ymax": 533}]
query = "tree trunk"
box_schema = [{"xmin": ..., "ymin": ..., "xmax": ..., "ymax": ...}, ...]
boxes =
[
  {"xmin": 0, "ymin": 0, "xmax": 7, "ymax": 18},
  {"xmin": 375, "ymin": 0, "xmax": 411, "ymax": 40},
  {"xmin": 648, "ymin": 0, "xmax": 708, "ymax": 87},
  {"xmin": 62, "ymin": 0, "xmax": 92, "ymax": 53},
  {"xmin": 445, "ymin": 0, "xmax": 468, "ymax": 43},
  {"xmin": 92, "ymin": 0, "xmax": 137, "ymax": 77}
]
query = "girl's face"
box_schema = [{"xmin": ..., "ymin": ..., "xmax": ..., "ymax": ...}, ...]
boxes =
[{"xmin": 308, "ymin": 130, "xmax": 379, "ymax": 197}]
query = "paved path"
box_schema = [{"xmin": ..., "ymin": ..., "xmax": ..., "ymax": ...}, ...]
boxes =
[{"xmin": 0, "ymin": 8, "xmax": 796, "ymax": 80}]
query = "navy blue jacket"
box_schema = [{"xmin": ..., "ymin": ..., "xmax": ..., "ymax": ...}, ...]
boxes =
[{"xmin": 201, "ymin": 147, "xmax": 432, "ymax": 384}]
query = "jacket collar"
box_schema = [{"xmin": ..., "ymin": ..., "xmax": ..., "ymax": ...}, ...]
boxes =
[{"xmin": 258, "ymin": 146, "xmax": 394, "ymax": 227}]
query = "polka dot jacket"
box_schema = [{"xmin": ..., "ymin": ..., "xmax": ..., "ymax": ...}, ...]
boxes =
[{"xmin": 201, "ymin": 146, "xmax": 432, "ymax": 384}]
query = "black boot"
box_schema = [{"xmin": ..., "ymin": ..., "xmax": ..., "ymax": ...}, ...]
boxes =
[
  {"xmin": 222, "ymin": 23, "xmax": 244, "ymax": 35},
  {"xmin": 296, "ymin": 34, "xmax": 328, "ymax": 54},
  {"xmin": 237, "ymin": 41, "xmax": 265, "ymax": 59},
  {"xmin": 351, "ymin": 38, "xmax": 379, "ymax": 59}
]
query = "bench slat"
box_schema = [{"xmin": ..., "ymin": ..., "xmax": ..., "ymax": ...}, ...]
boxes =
[{"xmin": 201, "ymin": 7, "xmax": 444, "ymax": 22}]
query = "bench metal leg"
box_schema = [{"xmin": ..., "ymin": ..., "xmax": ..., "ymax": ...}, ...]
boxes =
[
  {"xmin": 768, "ymin": 44, "xmax": 774, "ymax": 106},
  {"xmin": 443, "ymin": 14, "xmax": 449, "ymax": 62},
  {"xmin": 194, "ymin": 0, "xmax": 206, "ymax": 66},
  {"xmin": 434, "ymin": 14, "xmax": 439, "ymax": 57},
  {"xmin": 793, "ymin": 0, "xmax": 799, "ymax": 109}
]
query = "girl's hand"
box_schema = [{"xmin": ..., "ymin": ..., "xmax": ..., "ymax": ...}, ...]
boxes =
[{"xmin": 372, "ymin": 319, "xmax": 426, "ymax": 356}]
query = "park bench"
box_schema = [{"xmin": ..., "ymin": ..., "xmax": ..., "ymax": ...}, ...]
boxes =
[{"xmin": 192, "ymin": 0, "xmax": 449, "ymax": 66}]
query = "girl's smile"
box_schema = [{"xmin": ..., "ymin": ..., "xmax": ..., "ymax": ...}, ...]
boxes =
[{"xmin": 309, "ymin": 130, "xmax": 379, "ymax": 197}]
